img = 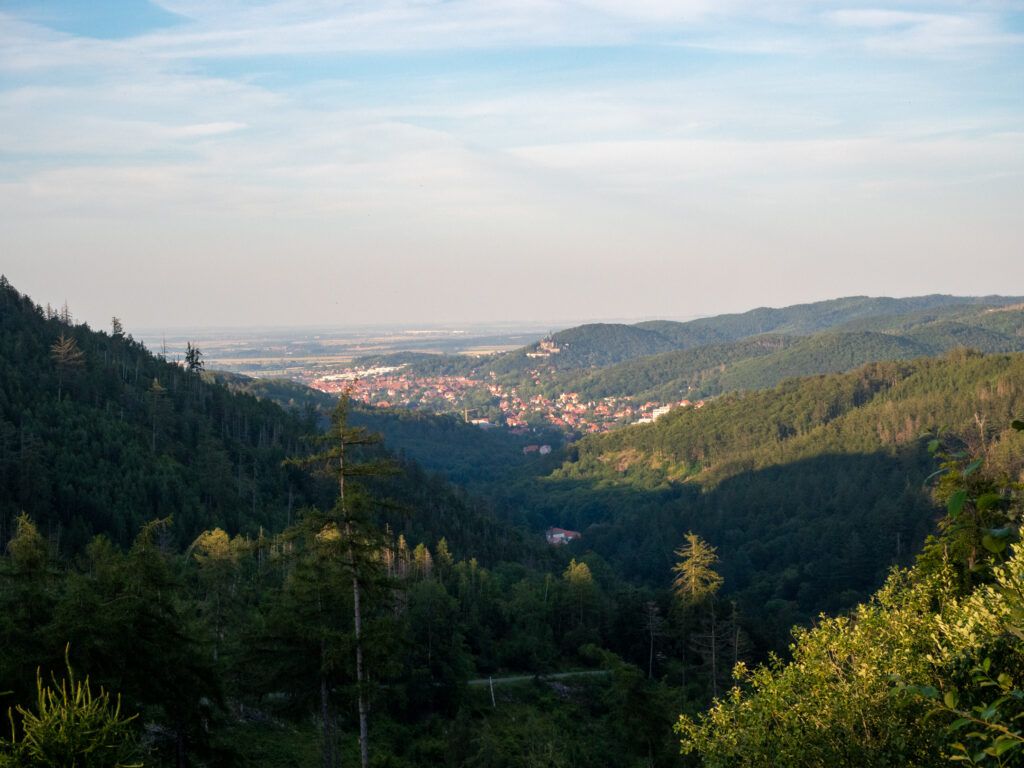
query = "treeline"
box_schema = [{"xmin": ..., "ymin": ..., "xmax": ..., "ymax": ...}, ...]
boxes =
[
  {"xmin": 5, "ymin": 407, "xmax": 1007, "ymax": 767},
  {"xmin": 637, "ymin": 294, "xmax": 1022, "ymax": 346}
]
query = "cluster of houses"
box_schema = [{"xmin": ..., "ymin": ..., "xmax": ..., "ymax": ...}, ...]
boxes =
[
  {"xmin": 312, "ymin": 370, "xmax": 483, "ymax": 411},
  {"xmin": 310, "ymin": 365, "xmax": 705, "ymax": 435},
  {"xmin": 488, "ymin": 383, "xmax": 705, "ymax": 433}
]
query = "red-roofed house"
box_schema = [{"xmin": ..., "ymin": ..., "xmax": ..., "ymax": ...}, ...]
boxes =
[{"xmin": 545, "ymin": 527, "xmax": 582, "ymax": 545}]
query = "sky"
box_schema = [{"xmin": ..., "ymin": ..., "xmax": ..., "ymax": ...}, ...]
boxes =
[{"xmin": 2, "ymin": 1, "xmax": 1023, "ymax": 330}]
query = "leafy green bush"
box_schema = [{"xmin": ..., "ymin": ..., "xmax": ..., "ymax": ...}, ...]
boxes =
[{"xmin": 677, "ymin": 419, "xmax": 1024, "ymax": 766}]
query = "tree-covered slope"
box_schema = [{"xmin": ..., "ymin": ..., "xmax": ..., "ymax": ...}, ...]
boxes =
[
  {"xmin": 904, "ymin": 319, "xmax": 1023, "ymax": 353},
  {"xmin": 488, "ymin": 352, "xmax": 1024, "ymax": 645},
  {"xmin": 489, "ymin": 323, "xmax": 679, "ymax": 375},
  {"xmin": 715, "ymin": 330, "xmax": 931, "ymax": 391},
  {"xmin": 0, "ymin": 278, "xmax": 329, "ymax": 551},
  {"xmin": 560, "ymin": 351, "xmax": 1024, "ymax": 489},
  {"xmin": 637, "ymin": 294, "xmax": 1022, "ymax": 348},
  {"xmin": 551, "ymin": 334, "xmax": 794, "ymax": 401},
  {"xmin": 0, "ymin": 280, "xmax": 529, "ymax": 562},
  {"xmin": 552, "ymin": 329, "xmax": 938, "ymax": 403},
  {"xmin": 677, "ymin": 425, "xmax": 1024, "ymax": 768},
  {"xmin": 349, "ymin": 296, "xmax": 1023, "ymax": 393},
  {"xmin": 544, "ymin": 310, "xmax": 1024, "ymax": 406},
  {"xmin": 351, "ymin": 350, "xmax": 478, "ymax": 376}
]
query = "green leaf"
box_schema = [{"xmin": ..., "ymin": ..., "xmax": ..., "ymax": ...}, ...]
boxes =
[
  {"xmin": 917, "ymin": 685, "xmax": 940, "ymax": 700},
  {"xmin": 977, "ymin": 493, "xmax": 1004, "ymax": 513},
  {"xmin": 927, "ymin": 438, "xmax": 941, "ymax": 454},
  {"xmin": 983, "ymin": 535, "xmax": 1008, "ymax": 554},
  {"xmin": 963, "ymin": 458, "xmax": 984, "ymax": 477},
  {"xmin": 944, "ymin": 690, "xmax": 959, "ymax": 709},
  {"xmin": 948, "ymin": 490, "xmax": 968, "ymax": 519},
  {"xmin": 994, "ymin": 739, "xmax": 1022, "ymax": 757}
]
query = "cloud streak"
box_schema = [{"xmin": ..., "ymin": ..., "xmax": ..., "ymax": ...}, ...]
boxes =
[{"xmin": 1, "ymin": 1, "xmax": 1022, "ymax": 326}]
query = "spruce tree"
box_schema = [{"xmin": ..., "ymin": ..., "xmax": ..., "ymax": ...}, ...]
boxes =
[{"xmin": 287, "ymin": 396, "xmax": 391, "ymax": 768}]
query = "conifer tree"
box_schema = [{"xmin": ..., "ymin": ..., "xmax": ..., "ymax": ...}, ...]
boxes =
[
  {"xmin": 673, "ymin": 532, "xmax": 724, "ymax": 695},
  {"xmin": 148, "ymin": 378, "xmax": 167, "ymax": 452},
  {"xmin": 49, "ymin": 334, "xmax": 84, "ymax": 401},
  {"xmin": 642, "ymin": 601, "xmax": 663, "ymax": 680},
  {"xmin": 287, "ymin": 396, "xmax": 390, "ymax": 768},
  {"xmin": 0, "ymin": 515, "xmax": 56, "ymax": 704},
  {"xmin": 672, "ymin": 532, "xmax": 722, "ymax": 605},
  {"xmin": 184, "ymin": 343, "xmax": 204, "ymax": 374},
  {"xmin": 190, "ymin": 528, "xmax": 244, "ymax": 663},
  {"xmin": 435, "ymin": 538, "xmax": 454, "ymax": 581},
  {"xmin": 563, "ymin": 558, "xmax": 594, "ymax": 628}
]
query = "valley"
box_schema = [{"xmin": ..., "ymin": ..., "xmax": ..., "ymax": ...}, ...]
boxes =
[
  {"xmin": 2, "ymin": 278, "xmax": 1024, "ymax": 767},
  {"xmin": 194, "ymin": 294, "xmax": 1024, "ymax": 440},
  {"xmin": 6, "ymin": 3, "xmax": 1023, "ymax": 764}
]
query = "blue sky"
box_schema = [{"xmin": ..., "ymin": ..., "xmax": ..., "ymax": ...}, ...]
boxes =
[{"xmin": 2, "ymin": 1, "xmax": 1022, "ymax": 328}]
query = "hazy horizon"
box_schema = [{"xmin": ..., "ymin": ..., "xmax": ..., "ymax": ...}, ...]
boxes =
[
  {"xmin": 10, "ymin": 283, "xmax": 1023, "ymax": 342},
  {"xmin": 3, "ymin": 1, "xmax": 1023, "ymax": 328}
]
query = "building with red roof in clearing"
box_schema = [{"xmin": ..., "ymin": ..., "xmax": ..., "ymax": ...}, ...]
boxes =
[{"xmin": 545, "ymin": 527, "xmax": 581, "ymax": 545}]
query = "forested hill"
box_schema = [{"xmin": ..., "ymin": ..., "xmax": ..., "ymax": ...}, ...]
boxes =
[
  {"xmin": 546, "ymin": 330, "xmax": 934, "ymax": 402},
  {"xmin": 558, "ymin": 350, "xmax": 1024, "ymax": 490},
  {"xmin": 498, "ymin": 351, "xmax": 1024, "ymax": 643},
  {"xmin": 361, "ymin": 294, "xmax": 1023, "ymax": 386},
  {"xmin": 541, "ymin": 304, "xmax": 1024, "ymax": 402},
  {"xmin": 0, "ymin": 278, "xmax": 326, "ymax": 550},
  {"xmin": 488, "ymin": 323, "xmax": 680, "ymax": 374},
  {"xmin": 0, "ymin": 279, "xmax": 525, "ymax": 561},
  {"xmin": 636, "ymin": 294, "xmax": 1023, "ymax": 347}
]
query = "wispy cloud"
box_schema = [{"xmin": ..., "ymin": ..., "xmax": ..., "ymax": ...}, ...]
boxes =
[
  {"xmin": 828, "ymin": 8, "xmax": 1024, "ymax": 55},
  {"xmin": 1, "ymin": 1, "xmax": 1022, "ymax": 325},
  {"xmin": 162, "ymin": 121, "xmax": 247, "ymax": 137}
]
